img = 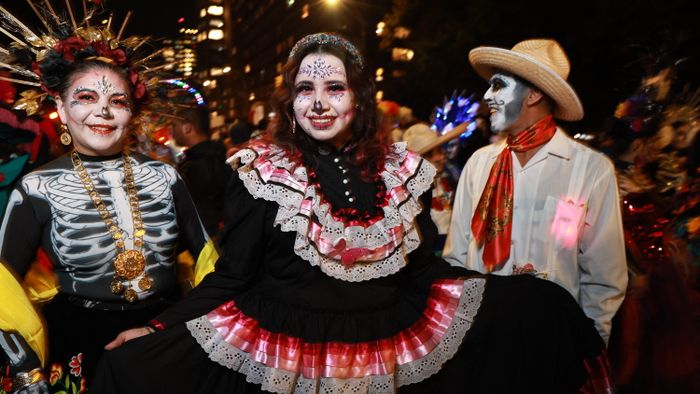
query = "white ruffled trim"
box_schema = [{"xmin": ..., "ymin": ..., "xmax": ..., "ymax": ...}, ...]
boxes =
[
  {"xmin": 186, "ymin": 278, "xmax": 486, "ymax": 394},
  {"xmin": 231, "ymin": 143, "xmax": 436, "ymax": 282}
]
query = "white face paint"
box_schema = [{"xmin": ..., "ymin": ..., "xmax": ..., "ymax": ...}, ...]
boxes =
[
  {"xmin": 56, "ymin": 67, "xmax": 132, "ymax": 156},
  {"xmin": 483, "ymin": 73, "xmax": 529, "ymax": 133},
  {"xmin": 293, "ymin": 53, "xmax": 355, "ymax": 147}
]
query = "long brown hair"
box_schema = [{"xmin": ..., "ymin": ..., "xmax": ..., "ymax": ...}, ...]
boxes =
[{"xmin": 266, "ymin": 38, "xmax": 389, "ymax": 179}]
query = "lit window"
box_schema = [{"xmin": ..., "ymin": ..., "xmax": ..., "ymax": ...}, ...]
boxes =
[
  {"xmin": 376, "ymin": 90, "xmax": 384, "ymax": 101},
  {"xmin": 301, "ymin": 4, "xmax": 309, "ymax": 19},
  {"xmin": 210, "ymin": 19, "xmax": 224, "ymax": 28},
  {"xmin": 375, "ymin": 68, "xmax": 384, "ymax": 82},
  {"xmin": 208, "ymin": 29, "xmax": 224, "ymax": 40},
  {"xmin": 207, "ymin": 5, "xmax": 224, "ymax": 16},
  {"xmin": 376, "ymin": 21, "xmax": 385, "ymax": 36},
  {"xmin": 244, "ymin": 64, "xmax": 251, "ymax": 73},
  {"xmin": 391, "ymin": 47, "xmax": 414, "ymax": 62},
  {"xmin": 223, "ymin": 66, "xmax": 231, "ymax": 73},
  {"xmin": 200, "ymin": 8, "xmax": 206, "ymax": 17},
  {"xmin": 249, "ymin": 92, "xmax": 256, "ymax": 101},
  {"xmin": 393, "ymin": 27, "xmax": 411, "ymax": 39}
]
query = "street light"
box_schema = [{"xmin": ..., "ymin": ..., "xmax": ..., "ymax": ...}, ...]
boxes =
[{"xmin": 325, "ymin": 0, "xmax": 340, "ymax": 6}]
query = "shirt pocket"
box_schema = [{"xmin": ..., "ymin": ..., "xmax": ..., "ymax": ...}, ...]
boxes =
[
  {"xmin": 548, "ymin": 196, "xmax": 586, "ymax": 250},
  {"xmin": 531, "ymin": 196, "xmax": 586, "ymax": 278}
]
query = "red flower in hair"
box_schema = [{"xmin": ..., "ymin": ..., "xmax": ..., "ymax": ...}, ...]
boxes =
[
  {"xmin": 133, "ymin": 81, "xmax": 146, "ymax": 100},
  {"xmin": 127, "ymin": 70, "xmax": 146, "ymax": 100},
  {"xmin": 89, "ymin": 41, "xmax": 127, "ymax": 65},
  {"xmin": 53, "ymin": 36, "xmax": 88, "ymax": 62}
]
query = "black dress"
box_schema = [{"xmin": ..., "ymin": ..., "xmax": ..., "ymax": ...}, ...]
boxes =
[
  {"xmin": 92, "ymin": 142, "xmax": 604, "ymax": 394},
  {"xmin": 0, "ymin": 152, "xmax": 217, "ymax": 393}
]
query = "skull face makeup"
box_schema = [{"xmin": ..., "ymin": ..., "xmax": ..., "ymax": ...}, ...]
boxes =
[
  {"xmin": 293, "ymin": 53, "xmax": 355, "ymax": 148},
  {"xmin": 56, "ymin": 67, "xmax": 133, "ymax": 156},
  {"xmin": 483, "ymin": 73, "xmax": 530, "ymax": 133}
]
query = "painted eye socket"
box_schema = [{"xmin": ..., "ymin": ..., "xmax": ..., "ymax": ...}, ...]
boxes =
[
  {"xmin": 295, "ymin": 84, "xmax": 313, "ymax": 95},
  {"xmin": 75, "ymin": 92, "xmax": 98, "ymax": 102},
  {"xmin": 328, "ymin": 84, "xmax": 346, "ymax": 93},
  {"xmin": 110, "ymin": 96, "xmax": 130, "ymax": 108}
]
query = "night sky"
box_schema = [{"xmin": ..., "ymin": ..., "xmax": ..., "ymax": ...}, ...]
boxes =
[{"xmin": 3, "ymin": 0, "xmax": 697, "ymax": 131}]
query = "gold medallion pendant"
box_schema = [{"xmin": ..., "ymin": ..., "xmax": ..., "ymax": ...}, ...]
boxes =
[
  {"xmin": 114, "ymin": 250, "xmax": 146, "ymax": 280},
  {"xmin": 71, "ymin": 150, "xmax": 153, "ymax": 303}
]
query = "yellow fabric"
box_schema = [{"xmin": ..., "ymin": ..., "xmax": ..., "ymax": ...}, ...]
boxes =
[
  {"xmin": 0, "ymin": 263, "xmax": 47, "ymax": 366},
  {"xmin": 193, "ymin": 239, "xmax": 217, "ymax": 285},
  {"xmin": 23, "ymin": 264, "xmax": 58, "ymax": 303}
]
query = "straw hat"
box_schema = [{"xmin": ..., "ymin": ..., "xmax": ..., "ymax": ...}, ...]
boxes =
[
  {"xmin": 468, "ymin": 39, "xmax": 584, "ymax": 121},
  {"xmin": 403, "ymin": 123, "xmax": 463, "ymax": 154}
]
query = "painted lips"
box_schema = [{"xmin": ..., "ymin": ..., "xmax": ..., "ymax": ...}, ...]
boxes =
[
  {"xmin": 88, "ymin": 124, "xmax": 117, "ymax": 135},
  {"xmin": 308, "ymin": 115, "xmax": 336, "ymax": 129}
]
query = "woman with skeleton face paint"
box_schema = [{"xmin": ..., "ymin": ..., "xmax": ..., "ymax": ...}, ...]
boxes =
[
  {"xmin": 92, "ymin": 34, "xmax": 607, "ymax": 394},
  {"xmin": 0, "ymin": 5, "xmax": 218, "ymax": 393}
]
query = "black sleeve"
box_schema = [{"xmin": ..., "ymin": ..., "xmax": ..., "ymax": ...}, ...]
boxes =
[
  {"xmin": 172, "ymin": 174, "xmax": 211, "ymax": 256},
  {"xmin": 0, "ymin": 184, "xmax": 43, "ymax": 277},
  {"xmin": 151, "ymin": 172, "xmax": 266, "ymax": 328},
  {"xmin": 177, "ymin": 157, "xmax": 232, "ymax": 237},
  {"xmin": 404, "ymin": 189, "xmax": 473, "ymax": 291}
]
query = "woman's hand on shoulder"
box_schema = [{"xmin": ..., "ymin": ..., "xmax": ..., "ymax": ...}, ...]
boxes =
[{"xmin": 104, "ymin": 326, "xmax": 154, "ymax": 350}]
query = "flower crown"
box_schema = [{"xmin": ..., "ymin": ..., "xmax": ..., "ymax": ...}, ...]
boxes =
[
  {"xmin": 0, "ymin": 2, "xmax": 161, "ymax": 115},
  {"xmin": 288, "ymin": 33, "xmax": 364, "ymax": 69}
]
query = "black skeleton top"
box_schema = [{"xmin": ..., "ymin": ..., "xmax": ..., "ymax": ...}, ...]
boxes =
[{"xmin": 0, "ymin": 151, "xmax": 212, "ymax": 302}]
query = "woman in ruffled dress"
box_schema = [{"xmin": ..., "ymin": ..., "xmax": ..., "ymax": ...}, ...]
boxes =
[{"xmin": 93, "ymin": 33, "xmax": 608, "ymax": 394}]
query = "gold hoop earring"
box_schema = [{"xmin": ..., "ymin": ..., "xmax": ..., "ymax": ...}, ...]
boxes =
[
  {"xmin": 59, "ymin": 124, "xmax": 72, "ymax": 145},
  {"xmin": 291, "ymin": 116, "xmax": 296, "ymax": 134}
]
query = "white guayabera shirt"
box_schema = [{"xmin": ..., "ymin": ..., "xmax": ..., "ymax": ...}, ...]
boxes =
[{"xmin": 443, "ymin": 128, "xmax": 628, "ymax": 344}]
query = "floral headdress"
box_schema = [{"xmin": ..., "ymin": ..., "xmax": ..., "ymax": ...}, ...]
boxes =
[
  {"xmin": 0, "ymin": 1, "xmax": 165, "ymax": 115},
  {"xmin": 288, "ymin": 33, "xmax": 364, "ymax": 69}
]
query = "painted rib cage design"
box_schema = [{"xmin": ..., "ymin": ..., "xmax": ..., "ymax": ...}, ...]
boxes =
[{"xmin": 22, "ymin": 158, "xmax": 179, "ymax": 288}]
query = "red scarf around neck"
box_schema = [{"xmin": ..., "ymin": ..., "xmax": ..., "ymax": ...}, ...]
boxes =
[{"xmin": 470, "ymin": 115, "xmax": 557, "ymax": 271}]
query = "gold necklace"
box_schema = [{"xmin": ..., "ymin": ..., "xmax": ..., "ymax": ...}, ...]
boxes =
[{"xmin": 70, "ymin": 150, "xmax": 152, "ymax": 302}]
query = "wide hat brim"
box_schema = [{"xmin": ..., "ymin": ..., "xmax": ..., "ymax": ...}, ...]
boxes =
[
  {"xmin": 469, "ymin": 47, "xmax": 584, "ymax": 121},
  {"xmin": 418, "ymin": 123, "xmax": 467, "ymax": 154}
]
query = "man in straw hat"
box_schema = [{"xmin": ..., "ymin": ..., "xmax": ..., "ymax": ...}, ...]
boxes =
[{"xmin": 443, "ymin": 39, "xmax": 627, "ymax": 344}]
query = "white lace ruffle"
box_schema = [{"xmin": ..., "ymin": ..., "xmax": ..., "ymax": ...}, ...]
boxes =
[
  {"xmin": 186, "ymin": 277, "xmax": 486, "ymax": 393},
  {"xmin": 231, "ymin": 143, "xmax": 436, "ymax": 282}
]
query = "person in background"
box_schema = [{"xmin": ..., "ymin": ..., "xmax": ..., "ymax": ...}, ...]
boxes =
[
  {"xmin": 403, "ymin": 122, "xmax": 462, "ymax": 252},
  {"xmin": 601, "ymin": 72, "xmax": 700, "ymax": 393},
  {"xmin": 170, "ymin": 107, "xmax": 232, "ymax": 239},
  {"xmin": 444, "ymin": 38, "xmax": 627, "ymax": 346}
]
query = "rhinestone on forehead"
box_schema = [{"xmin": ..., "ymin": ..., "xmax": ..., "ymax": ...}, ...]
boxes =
[
  {"xmin": 299, "ymin": 57, "xmax": 345, "ymax": 80},
  {"xmin": 288, "ymin": 33, "xmax": 365, "ymax": 69}
]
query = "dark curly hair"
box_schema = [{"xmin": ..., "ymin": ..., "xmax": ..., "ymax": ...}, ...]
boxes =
[
  {"xmin": 266, "ymin": 38, "xmax": 389, "ymax": 179},
  {"xmin": 14, "ymin": 38, "xmax": 145, "ymax": 113}
]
